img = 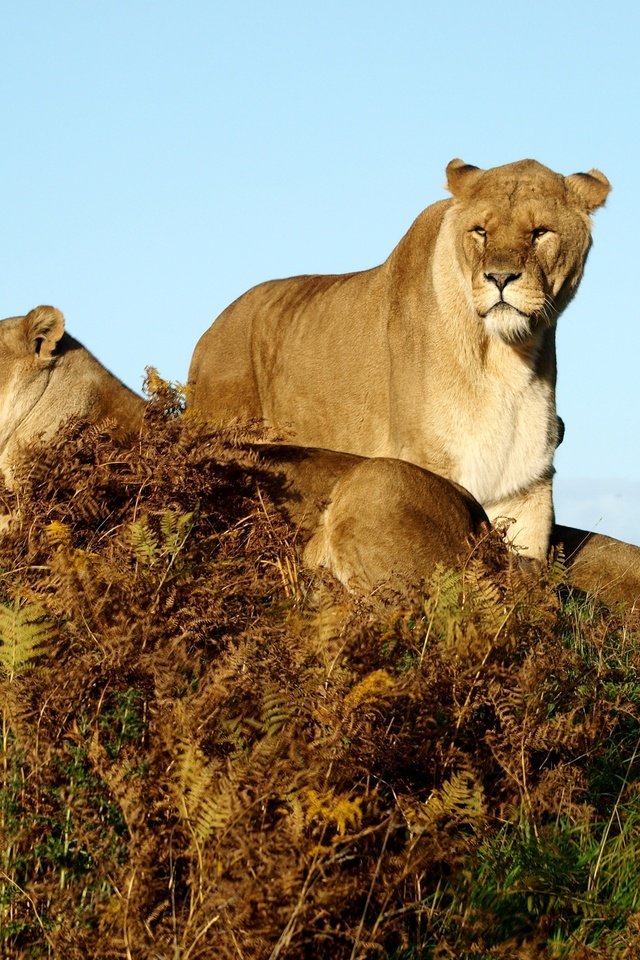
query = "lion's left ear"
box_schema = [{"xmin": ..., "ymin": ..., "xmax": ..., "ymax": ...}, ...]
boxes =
[
  {"xmin": 565, "ymin": 169, "xmax": 611, "ymax": 213},
  {"xmin": 23, "ymin": 305, "xmax": 65, "ymax": 360},
  {"xmin": 445, "ymin": 158, "xmax": 484, "ymax": 197}
]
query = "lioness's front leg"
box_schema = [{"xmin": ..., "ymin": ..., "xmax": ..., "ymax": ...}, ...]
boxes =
[{"xmin": 485, "ymin": 477, "xmax": 553, "ymax": 562}]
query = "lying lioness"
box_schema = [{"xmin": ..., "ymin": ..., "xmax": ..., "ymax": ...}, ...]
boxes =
[
  {"xmin": 2, "ymin": 307, "xmax": 637, "ymax": 605},
  {"xmin": 0, "ymin": 306, "xmax": 486, "ymax": 590},
  {"xmin": 253, "ymin": 443, "xmax": 488, "ymax": 591}
]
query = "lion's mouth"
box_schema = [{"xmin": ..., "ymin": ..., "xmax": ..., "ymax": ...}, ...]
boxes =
[
  {"xmin": 487, "ymin": 301, "xmax": 530, "ymax": 320},
  {"xmin": 482, "ymin": 302, "xmax": 537, "ymax": 344}
]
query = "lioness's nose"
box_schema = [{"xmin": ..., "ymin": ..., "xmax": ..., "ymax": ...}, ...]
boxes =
[{"xmin": 485, "ymin": 271, "xmax": 521, "ymax": 292}]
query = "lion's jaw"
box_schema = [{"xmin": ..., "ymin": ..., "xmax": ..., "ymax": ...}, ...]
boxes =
[{"xmin": 471, "ymin": 244, "xmax": 557, "ymax": 345}]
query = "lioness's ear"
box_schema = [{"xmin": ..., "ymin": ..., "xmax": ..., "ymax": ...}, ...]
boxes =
[
  {"xmin": 565, "ymin": 169, "xmax": 611, "ymax": 213},
  {"xmin": 23, "ymin": 305, "xmax": 65, "ymax": 360},
  {"xmin": 445, "ymin": 158, "xmax": 483, "ymax": 197}
]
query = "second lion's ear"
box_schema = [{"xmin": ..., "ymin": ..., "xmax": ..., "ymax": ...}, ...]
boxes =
[{"xmin": 23, "ymin": 305, "xmax": 65, "ymax": 360}]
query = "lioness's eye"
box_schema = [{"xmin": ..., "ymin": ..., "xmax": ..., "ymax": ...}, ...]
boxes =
[
  {"xmin": 532, "ymin": 227, "xmax": 549, "ymax": 240},
  {"xmin": 472, "ymin": 226, "xmax": 486, "ymax": 237}
]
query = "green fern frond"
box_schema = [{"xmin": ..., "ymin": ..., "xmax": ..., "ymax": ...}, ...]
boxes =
[
  {"xmin": 173, "ymin": 739, "xmax": 238, "ymax": 845},
  {"xmin": 406, "ymin": 768, "xmax": 486, "ymax": 835},
  {"xmin": 423, "ymin": 560, "xmax": 512, "ymax": 656},
  {"xmin": 424, "ymin": 565, "xmax": 463, "ymax": 622},
  {"xmin": 260, "ymin": 686, "xmax": 292, "ymax": 737},
  {"xmin": 130, "ymin": 511, "xmax": 195, "ymax": 569},
  {"xmin": 194, "ymin": 784, "xmax": 236, "ymax": 842},
  {"xmin": 217, "ymin": 715, "xmax": 246, "ymax": 752},
  {"xmin": 159, "ymin": 509, "xmax": 196, "ymax": 558},
  {"xmin": 0, "ymin": 600, "xmax": 54, "ymax": 681},
  {"xmin": 546, "ymin": 545, "xmax": 567, "ymax": 589},
  {"xmin": 129, "ymin": 518, "xmax": 159, "ymax": 566},
  {"xmin": 175, "ymin": 740, "xmax": 213, "ymax": 809},
  {"xmin": 422, "ymin": 565, "xmax": 466, "ymax": 650},
  {"xmin": 463, "ymin": 560, "xmax": 505, "ymax": 626}
]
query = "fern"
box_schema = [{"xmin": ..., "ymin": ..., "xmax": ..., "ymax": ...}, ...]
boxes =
[
  {"xmin": 130, "ymin": 510, "xmax": 195, "ymax": 569},
  {"xmin": 159, "ymin": 509, "xmax": 196, "ymax": 559},
  {"xmin": 344, "ymin": 669, "xmax": 396, "ymax": 711},
  {"xmin": 405, "ymin": 768, "xmax": 486, "ymax": 835},
  {"xmin": 143, "ymin": 367, "xmax": 186, "ymax": 415},
  {"xmin": 302, "ymin": 787, "xmax": 364, "ymax": 836},
  {"xmin": 129, "ymin": 518, "xmax": 159, "ymax": 566},
  {"xmin": 422, "ymin": 560, "xmax": 515, "ymax": 661},
  {"xmin": 193, "ymin": 783, "xmax": 237, "ymax": 842},
  {"xmin": 173, "ymin": 739, "xmax": 238, "ymax": 845},
  {"xmin": 546, "ymin": 544, "xmax": 568, "ymax": 590},
  {"xmin": 0, "ymin": 600, "xmax": 54, "ymax": 681},
  {"xmin": 44, "ymin": 521, "xmax": 72, "ymax": 549},
  {"xmin": 423, "ymin": 564, "xmax": 463, "ymax": 628},
  {"xmin": 305, "ymin": 583, "xmax": 353, "ymax": 673},
  {"xmin": 259, "ymin": 686, "xmax": 292, "ymax": 738}
]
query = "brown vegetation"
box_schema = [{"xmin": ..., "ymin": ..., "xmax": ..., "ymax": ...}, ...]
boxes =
[{"xmin": 0, "ymin": 380, "xmax": 639, "ymax": 959}]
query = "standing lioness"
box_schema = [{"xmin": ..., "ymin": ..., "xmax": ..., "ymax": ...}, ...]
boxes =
[{"xmin": 189, "ymin": 159, "xmax": 610, "ymax": 560}]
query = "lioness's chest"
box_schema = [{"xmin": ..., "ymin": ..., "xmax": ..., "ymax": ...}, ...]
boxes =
[{"xmin": 447, "ymin": 376, "xmax": 555, "ymax": 507}]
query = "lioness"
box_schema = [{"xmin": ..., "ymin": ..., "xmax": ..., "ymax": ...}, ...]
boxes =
[
  {"xmin": 0, "ymin": 305, "xmax": 486, "ymax": 590},
  {"xmin": 254, "ymin": 443, "xmax": 488, "ymax": 591},
  {"xmin": 0, "ymin": 305, "xmax": 145, "ymax": 479},
  {"xmin": 189, "ymin": 159, "xmax": 610, "ymax": 561},
  {"xmin": 3, "ymin": 309, "xmax": 638, "ymax": 604}
]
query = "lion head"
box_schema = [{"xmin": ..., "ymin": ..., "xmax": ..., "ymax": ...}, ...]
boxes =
[
  {"xmin": 444, "ymin": 158, "xmax": 610, "ymax": 344},
  {"xmin": 0, "ymin": 306, "xmax": 145, "ymax": 478}
]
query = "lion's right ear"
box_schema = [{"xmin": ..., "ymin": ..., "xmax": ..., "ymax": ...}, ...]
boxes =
[
  {"xmin": 23, "ymin": 305, "xmax": 65, "ymax": 360},
  {"xmin": 565, "ymin": 169, "xmax": 611, "ymax": 213},
  {"xmin": 445, "ymin": 158, "xmax": 483, "ymax": 197}
]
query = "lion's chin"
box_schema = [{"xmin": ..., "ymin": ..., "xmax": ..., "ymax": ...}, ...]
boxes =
[{"xmin": 483, "ymin": 303, "xmax": 535, "ymax": 345}]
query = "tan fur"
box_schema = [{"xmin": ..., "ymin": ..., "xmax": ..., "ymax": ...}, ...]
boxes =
[
  {"xmin": 255, "ymin": 444, "xmax": 488, "ymax": 591},
  {"xmin": 189, "ymin": 159, "xmax": 610, "ymax": 561},
  {"xmin": 552, "ymin": 526, "xmax": 640, "ymax": 613},
  {"xmin": 268, "ymin": 444, "xmax": 640, "ymax": 603},
  {"xmin": 0, "ymin": 306, "xmax": 145, "ymax": 480},
  {"xmin": 0, "ymin": 305, "xmax": 486, "ymax": 590}
]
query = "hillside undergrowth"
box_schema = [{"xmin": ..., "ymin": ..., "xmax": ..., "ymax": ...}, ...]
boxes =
[{"xmin": 0, "ymin": 380, "xmax": 639, "ymax": 959}]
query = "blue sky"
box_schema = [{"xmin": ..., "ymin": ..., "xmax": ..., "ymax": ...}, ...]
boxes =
[{"xmin": 2, "ymin": 1, "xmax": 639, "ymax": 544}]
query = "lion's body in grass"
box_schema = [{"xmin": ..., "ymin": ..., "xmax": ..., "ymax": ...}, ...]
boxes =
[
  {"xmin": 0, "ymin": 306, "xmax": 486, "ymax": 590},
  {"xmin": 254, "ymin": 443, "xmax": 488, "ymax": 591},
  {"xmin": 189, "ymin": 158, "xmax": 610, "ymax": 561},
  {"xmin": 2, "ymin": 306, "xmax": 638, "ymax": 606}
]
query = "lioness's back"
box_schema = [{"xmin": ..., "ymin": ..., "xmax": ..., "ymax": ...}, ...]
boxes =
[{"xmin": 189, "ymin": 265, "xmax": 392, "ymax": 452}]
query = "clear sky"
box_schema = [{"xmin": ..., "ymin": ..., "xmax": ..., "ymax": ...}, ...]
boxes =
[{"xmin": 2, "ymin": 1, "xmax": 639, "ymax": 544}]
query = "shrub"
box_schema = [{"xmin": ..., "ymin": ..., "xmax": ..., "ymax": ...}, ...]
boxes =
[{"xmin": 0, "ymin": 380, "xmax": 638, "ymax": 958}]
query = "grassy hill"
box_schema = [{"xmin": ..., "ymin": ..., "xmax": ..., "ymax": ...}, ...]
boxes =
[{"xmin": 1, "ymin": 382, "xmax": 639, "ymax": 959}]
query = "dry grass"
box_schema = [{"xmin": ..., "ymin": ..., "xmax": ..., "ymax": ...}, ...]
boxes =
[{"xmin": 0, "ymin": 381, "xmax": 639, "ymax": 959}]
